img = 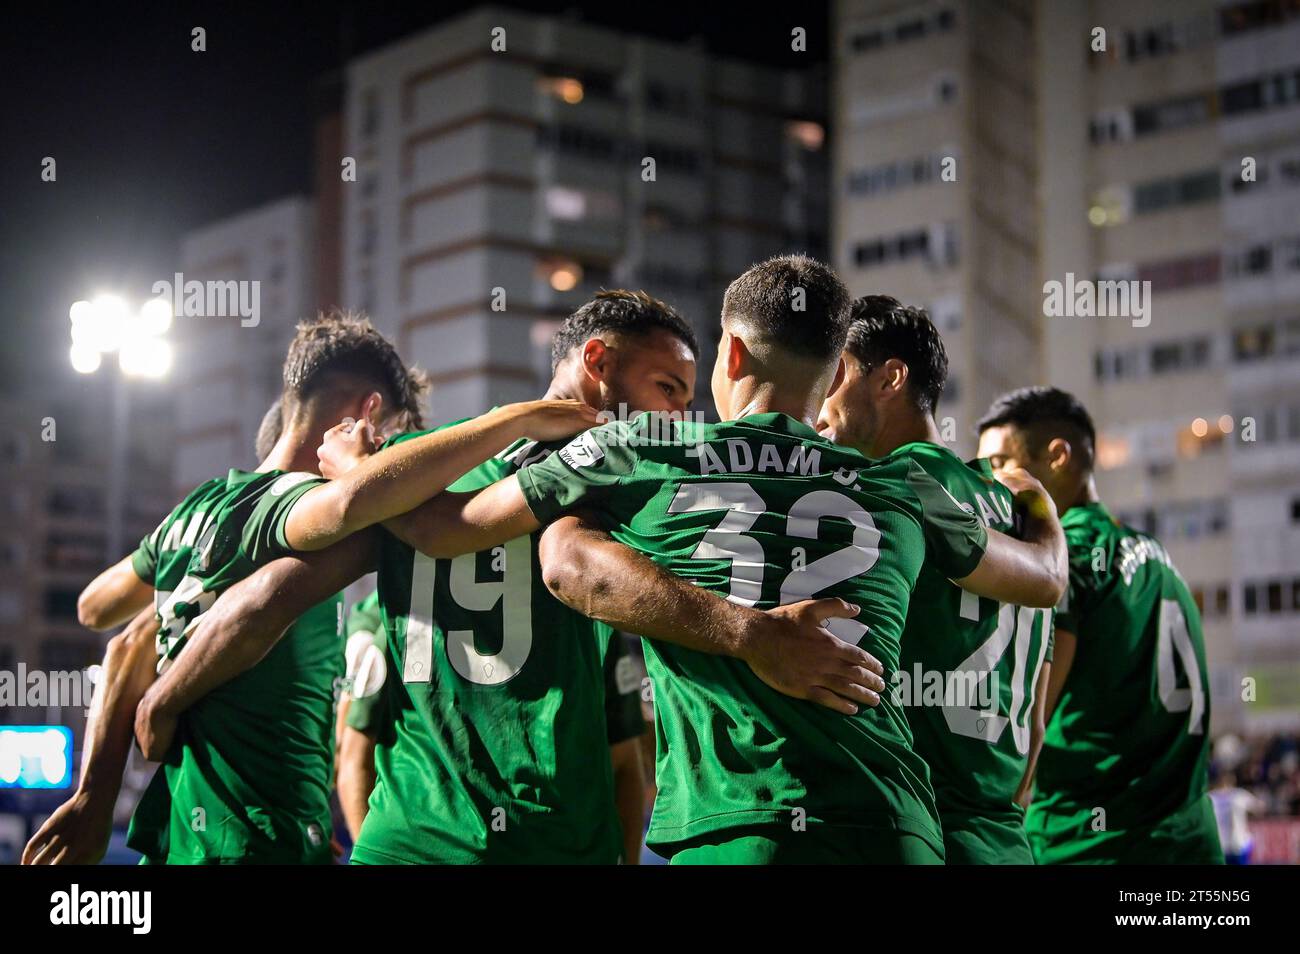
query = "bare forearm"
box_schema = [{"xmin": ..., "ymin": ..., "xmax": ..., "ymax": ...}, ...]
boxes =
[
  {"xmin": 1019, "ymin": 501, "xmax": 1069, "ymax": 602},
  {"xmin": 292, "ymin": 406, "xmax": 533, "ymax": 551},
  {"xmin": 78, "ymin": 557, "xmax": 153, "ymax": 631},
  {"xmin": 386, "ymin": 477, "xmax": 541, "ymax": 559},
  {"xmin": 540, "ymin": 516, "xmax": 758, "ymax": 656},
  {"xmin": 611, "ymin": 740, "xmax": 646, "ymax": 865},
  {"xmin": 1015, "ymin": 661, "xmax": 1051, "ymax": 806},
  {"xmin": 145, "ymin": 535, "xmax": 378, "ymax": 717},
  {"xmin": 80, "ymin": 609, "xmax": 158, "ymax": 795},
  {"xmin": 337, "ymin": 731, "xmax": 378, "ymax": 841}
]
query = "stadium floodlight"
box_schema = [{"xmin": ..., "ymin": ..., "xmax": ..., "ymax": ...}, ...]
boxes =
[
  {"xmin": 68, "ymin": 291, "xmax": 175, "ymax": 564},
  {"xmin": 139, "ymin": 296, "xmax": 173, "ymax": 335},
  {"xmin": 68, "ymin": 293, "xmax": 173, "ymax": 379},
  {"xmin": 69, "ymin": 342, "xmax": 102, "ymax": 374},
  {"xmin": 119, "ymin": 335, "xmax": 173, "ymax": 378}
]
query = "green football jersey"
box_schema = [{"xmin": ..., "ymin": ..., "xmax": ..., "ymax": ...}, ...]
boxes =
[
  {"xmin": 343, "ymin": 592, "xmax": 388, "ymax": 737},
  {"xmin": 892, "ymin": 443, "xmax": 1053, "ymax": 860},
  {"xmin": 1026, "ymin": 502, "xmax": 1218, "ymax": 864},
  {"xmin": 351, "ymin": 421, "xmax": 625, "ymax": 865},
  {"xmin": 517, "ymin": 412, "xmax": 990, "ymax": 857},
  {"xmin": 126, "ymin": 469, "xmax": 345, "ymax": 865}
]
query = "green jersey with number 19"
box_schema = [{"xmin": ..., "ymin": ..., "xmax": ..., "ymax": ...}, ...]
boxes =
[
  {"xmin": 350, "ymin": 419, "xmax": 625, "ymax": 865},
  {"xmin": 126, "ymin": 469, "xmax": 344, "ymax": 865},
  {"xmin": 517, "ymin": 412, "xmax": 991, "ymax": 859},
  {"xmin": 1027, "ymin": 502, "xmax": 1222, "ymax": 864},
  {"xmin": 891, "ymin": 442, "xmax": 1053, "ymax": 864}
]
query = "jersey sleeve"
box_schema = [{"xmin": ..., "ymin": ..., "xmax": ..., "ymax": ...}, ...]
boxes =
[
  {"xmin": 131, "ymin": 523, "xmax": 163, "ymax": 582},
  {"xmin": 241, "ymin": 472, "xmax": 328, "ymax": 563},
  {"xmin": 343, "ymin": 606, "xmax": 389, "ymax": 736},
  {"xmin": 602, "ymin": 628, "xmax": 646, "ymax": 746},
  {"xmin": 904, "ymin": 462, "xmax": 989, "ymax": 579},
  {"xmin": 515, "ymin": 421, "xmax": 641, "ymax": 524}
]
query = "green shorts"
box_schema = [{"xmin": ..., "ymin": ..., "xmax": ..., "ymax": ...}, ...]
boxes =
[
  {"xmin": 1029, "ymin": 795, "xmax": 1224, "ymax": 865},
  {"xmin": 668, "ymin": 824, "xmax": 945, "ymax": 865},
  {"xmin": 942, "ymin": 811, "xmax": 1034, "ymax": 865}
]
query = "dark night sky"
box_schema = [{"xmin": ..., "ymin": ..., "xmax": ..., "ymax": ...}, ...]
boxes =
[{"xmin": 1, "ymin": 1, "xmax": 828, "ymax": 394}]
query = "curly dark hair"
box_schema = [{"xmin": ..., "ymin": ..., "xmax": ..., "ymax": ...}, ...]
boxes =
[
  {"xmin": 550, "ymin": 290, "xmax": 698, "ymax": 372},
  {"xmin": 844, "ymin": 296, "xmax": 949, "ymax": 414},
  {"xmin": 282, "ymin": 309, "xmax": 428, "ymax": 430}
]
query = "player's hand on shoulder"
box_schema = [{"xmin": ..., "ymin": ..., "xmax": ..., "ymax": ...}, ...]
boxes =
[
  {"xmin": 994, "ymin": 466, "xmax": 1057, "ymax": 521},
  {"xmin": 742, "ymin": 598, "xmax": 886, "ymax": 716},
  {"xmin": 318, "ymin": 416, "xmax": 380, "ymax": 479},
  {"xmin": 507, "ymin": 399, "xmax": 602, "ymax": 441}
]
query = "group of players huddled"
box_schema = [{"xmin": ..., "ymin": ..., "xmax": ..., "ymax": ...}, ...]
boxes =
[{"xmin": 23, "ymin": 255, "xmax": 1223, "ymax": 865}]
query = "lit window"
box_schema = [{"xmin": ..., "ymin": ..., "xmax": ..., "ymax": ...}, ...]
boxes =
[{"xmin": 537, "ymin": 258, "xmax": 583, "ymax": 292}]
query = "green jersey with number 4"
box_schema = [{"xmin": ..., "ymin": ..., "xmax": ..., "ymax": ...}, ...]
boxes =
[
  {"xmin": 892, "ymin": 443, "xmax": 1052, "ymax": 864},
  {"xmin": 351, "ymin": 421, "xmax": 625, "ymax": 865},
  {"xmin": 518, "ymin": 412, "xmax": 991, "ymax": 859},
  {"xmin": 1027, "ymin": 502, "xmax": 1221, "ymax": 864},
  {"xmin": 126, "ymin": 469, "xmax": 344, "ymax": 865}
]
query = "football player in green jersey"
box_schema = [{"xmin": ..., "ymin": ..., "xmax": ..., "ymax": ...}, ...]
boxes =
[
  {"xmin": 815, "ymin": 296, "xmax": 1053, "ymax": 864},
  {"xmin": 176, "ymin": 290, "xmax": 885, "ymax": 864},
  {"xmin": 977, "ymin": 386, "xmax": 1223, "ymax": 865},
  {"xmin": 385, "ymin": 256, "xmax": 1069, "ymax": 864}
]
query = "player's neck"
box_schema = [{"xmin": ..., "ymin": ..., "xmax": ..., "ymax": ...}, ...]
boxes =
[
  {"xmin": 1076, "ymin": 476, "xmax": 1102, "ymax": 507},
  {"xmin": 723, "ymin": 381, "xmax": 822, "ymax": 429},
  {"xmin": 542, "ymin": 370, "xmax": 587, "ymax": 404},
  {"xmin": 872, "ymin": 410, "xmax": 943, "ymax": 457},
  {"xmin": 258, "ymin": 427, "xmax": 323, "ymax": 475}
]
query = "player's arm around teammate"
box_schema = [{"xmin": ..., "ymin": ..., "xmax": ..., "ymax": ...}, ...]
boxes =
[
  {"xmin": 318, "ymin": 423, "xmax": 887, "ymax": 713},
  {"xmin": 133, "ymin": 531, "xmax": 380, "ymax": 759},
  {"xmin": 23, "ymin": 607, "xmax": 160, "ymax": 864},
  {"xmin": 539, "ymin": 512, "xmax": 884, "ymax": 715},
  {"xmin": 275, "ymin": 399, "xmax": 599, "ymax": 553},
  {"xmin": 76, "ymin": 555, "xmax": 155, "ymax": 630}
]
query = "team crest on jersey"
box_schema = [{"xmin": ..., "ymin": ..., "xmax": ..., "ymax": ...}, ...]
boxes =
[
  {"xmin": 269, "ymin": 471, "xmax": 316, "ymax": 496},
  {"xmin": 559, "ymin": 431, "xmax": 605, "ymax": 470}
]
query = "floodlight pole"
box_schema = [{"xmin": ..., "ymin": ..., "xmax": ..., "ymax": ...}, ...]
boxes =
[{"xmin": 105, "ymin": 368, "xmax": 130, "ymax": 566}]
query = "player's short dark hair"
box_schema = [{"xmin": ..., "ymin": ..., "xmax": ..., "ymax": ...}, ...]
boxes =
[
  {"xmin": 282, "ymin": 309, "xmax": 428, "ymax": 429},
  {"xmin": 976, "ymin": 386, "xmax": 1096, "ymax": 467},
  {"xmin": 721, "ymin": 254, "xmax": 850, "ymax": 360},
  {"xmin": 550, "ymin": 290, "xmax": 698, "ymax": 372},
  {"xmin": 844, "ymin": 296, "xmax": 948, "ymax": 414},
  {"xmin": 254, "ymin": 397, "xmax": 282, "ymax": 460}
]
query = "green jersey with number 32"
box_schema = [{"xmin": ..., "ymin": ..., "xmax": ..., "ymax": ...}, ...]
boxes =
[
  {"xmin": 518, "ymin": 412, "xmax": 990, "ymax": 857},
  {"xmin": 351, "ymin": 421, "xmax": 625, "ymax": 865}
]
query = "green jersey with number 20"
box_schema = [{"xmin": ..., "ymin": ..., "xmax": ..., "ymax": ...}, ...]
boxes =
[
  {"xmin": 518, "ymin": 412, "xmax": 991, "ymax": 859},
  {"xmin": 351, "ymin": 420, "xmax": 625, "ymax": 865},
  {"xmin": 892, "ymin": 443, "xmax": 1053, "ymax": 864},
  {"xmin": 1027, "ymin": 503, "xmax": 1221, "ymax": 864}
]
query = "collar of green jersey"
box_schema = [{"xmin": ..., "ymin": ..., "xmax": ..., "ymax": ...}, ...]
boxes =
[
  {"xmin": 1062, "ymin": 499, "xmax": 1112, "ymax": 528},
  {"xmin": 732, "ymin": 411, "xmax": 823, "ymax": 442}
]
